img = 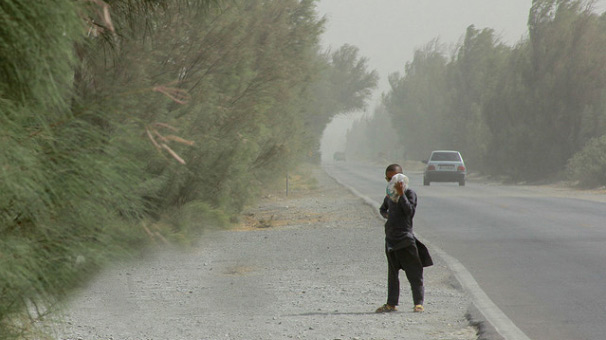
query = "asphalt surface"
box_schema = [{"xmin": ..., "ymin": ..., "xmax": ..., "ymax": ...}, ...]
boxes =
[{"xmin": 324, "ymin": 161, "xmax": 606, "ymax": 340}]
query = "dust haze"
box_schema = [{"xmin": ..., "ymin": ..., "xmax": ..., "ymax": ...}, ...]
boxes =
[{"xmin": 318, "ymin": 0, "xmax": 606, "ymax": 163}]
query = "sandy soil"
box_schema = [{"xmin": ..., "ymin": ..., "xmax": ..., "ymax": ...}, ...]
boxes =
[{"xmin": 44, "ymin": 167, "xmax": 478, "ymax": 340}]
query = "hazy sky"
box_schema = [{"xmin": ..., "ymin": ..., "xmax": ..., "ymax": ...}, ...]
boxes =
[
  {"xmin": 317, "ymin": 0, "xmax": 606, "ymax": 160},
  {"xmin": 316, "ymin": 0, "xmax": 606, "ymax": 95},
  {"xmin": 317, "ymin": 0, "xmax": 530, "ymax": 95}
]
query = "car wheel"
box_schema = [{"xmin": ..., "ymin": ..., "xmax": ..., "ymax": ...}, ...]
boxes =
[{"xmin": 459, "ymin": 179, "xmax": 465, "ymax": 186}]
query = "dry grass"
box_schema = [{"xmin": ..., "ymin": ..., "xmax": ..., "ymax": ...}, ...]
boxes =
[
  {"xmin": 236, "ymin": 209, "xmax": 327, "ymax": 231},
  {"xmin": 235, "ymin": 165, "xmax": 327, "ymax": 231},
  {"xmin": 402, "ymin": 160, "xmax": 426, "ymax": 172}
]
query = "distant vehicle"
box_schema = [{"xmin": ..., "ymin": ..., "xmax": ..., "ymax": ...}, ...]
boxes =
[
  {"xmin": 333, "ymin": 151, "xmax": 346, "ymax": 161},
  {"xmin": 423, "ymin": 150, "xmax": 466, "ymax": 186}
]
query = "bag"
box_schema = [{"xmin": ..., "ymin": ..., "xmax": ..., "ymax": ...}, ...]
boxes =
[{"xmin": 415, "ymin": 237, "xmax": 433, "ymax": 267}]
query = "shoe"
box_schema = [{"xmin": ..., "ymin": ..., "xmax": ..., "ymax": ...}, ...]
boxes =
[
  {"xmin": 413, "ymin": 305, "xmax": 424, "ymax": 312},
  {"xmin": 375, "ymin": 304, "xmax": 397, "ymax": 313}
]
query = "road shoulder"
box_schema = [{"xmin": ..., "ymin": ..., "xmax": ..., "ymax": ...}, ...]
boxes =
[{"xmin": 46, "ymin": 166, "xmax": 477, "ymax": 340}]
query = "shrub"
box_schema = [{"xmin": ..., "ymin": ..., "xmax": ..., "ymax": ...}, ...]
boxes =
[{"xmin": 567, "ymin": 135, "xmax": 606, "ymax": 188}]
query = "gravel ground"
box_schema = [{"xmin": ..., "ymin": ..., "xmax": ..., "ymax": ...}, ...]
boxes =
[{"xmin": 45, "ymin": 167, "xmax": 478, "ymax": 340}]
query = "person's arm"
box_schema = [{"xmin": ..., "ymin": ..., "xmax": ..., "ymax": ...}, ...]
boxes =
[
  {"xmin": 397, "ymin": 189, "xmax": 417, "ymax": 217},
  {"xmin": 379, "ymin": 195, "xmax": 389, "ymax": 218}
]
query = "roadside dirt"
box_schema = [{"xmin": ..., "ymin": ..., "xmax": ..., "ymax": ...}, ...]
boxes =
[{"xmin": 45, "ymin": 167, "xmax": 478, "ymax": 340}]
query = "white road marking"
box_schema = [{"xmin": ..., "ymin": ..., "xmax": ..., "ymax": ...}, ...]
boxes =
[{"xmin": 325, "ymin": 167, "xmax": 533, "ymax": 340}]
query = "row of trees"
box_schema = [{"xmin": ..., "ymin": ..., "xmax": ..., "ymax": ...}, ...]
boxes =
[
  {"xmin": 0, "ymin": 0, "xmax": 377, "ymax": 337},
  {"xmin": 347, "ymin": 0, "xmax": 606, "ymax": 186}
]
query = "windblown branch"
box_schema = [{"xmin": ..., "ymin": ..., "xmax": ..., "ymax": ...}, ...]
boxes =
[
  {"xmin": 85, "ymin": 0, "xmax": 116, "ymax": 37},
  {"xmin": 152, "ymin": 83, "xmax": 191, "ymax": 104},
  {"xmin": 145, "ymin": 124, "xmax": 195, "ymax": 165}
]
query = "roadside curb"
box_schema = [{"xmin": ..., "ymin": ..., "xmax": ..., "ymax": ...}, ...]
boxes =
[{"xmin": 322, "ymin": 165, "xmax": 532, "ymax": 340}]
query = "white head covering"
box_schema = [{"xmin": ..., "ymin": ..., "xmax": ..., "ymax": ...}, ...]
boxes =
[{"xmin": 386, "ymin": 173, "xmax": 409, "ymax": 202}]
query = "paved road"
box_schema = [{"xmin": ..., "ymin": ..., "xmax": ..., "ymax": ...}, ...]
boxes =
[{"xmin": 324, "ymin": 161, "xmax": 606, "ymax": 340}]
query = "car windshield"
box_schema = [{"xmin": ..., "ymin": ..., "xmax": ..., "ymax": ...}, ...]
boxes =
[{"xmin": 430, "ymin": 152, "xmax": 461, "ymax": 161}]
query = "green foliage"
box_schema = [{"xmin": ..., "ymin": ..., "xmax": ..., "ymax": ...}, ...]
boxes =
[
  {"xmin": 345, "ymin": 104, "xmax": 399, "ymax": 162},
  {"xmin": 327, "ymin": 44, "xmax": 379, "ymax": 113},
  {"xmin": 352, "ymin": 0, "xmax": 606, "ymax": 184},
  {"xmin": 0, "ymin": 0, "xmax": 378, "ymax": 336},
  {"xmin": 384, "ymin": 40, "xmax": 450, "ymax": 160},
  {"xmin": 0, "ymin": 0, "xmax": 82, "ymax": 110},
  {"xmin": 307, "ymin": 45, "xmax": 378, "ymax": 161},
  {"xmin": 567, "ymin": 134, "xmax": 606, "ymax": 187}
]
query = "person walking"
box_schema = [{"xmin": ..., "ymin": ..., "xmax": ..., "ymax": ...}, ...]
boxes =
[{"xmin": 375, "ymin": 164, "xmax": 432, "ymax": 313}]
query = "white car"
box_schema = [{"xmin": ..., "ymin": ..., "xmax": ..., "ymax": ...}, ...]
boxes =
[{"xmin": 423, "ymin": 150, "xmax": 466, "ymax": 186}]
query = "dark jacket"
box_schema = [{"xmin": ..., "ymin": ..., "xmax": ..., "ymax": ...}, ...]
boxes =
[
  {"xmin": 379, "ymin": 189, "xmax": 433, "ymax": 267},
  {"xmin": 380, "ymin": 189, "xmax": 417, "ymax": 250}
]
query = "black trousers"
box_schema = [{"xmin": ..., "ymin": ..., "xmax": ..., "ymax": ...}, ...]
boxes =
[{"xmin": 386, "ymin": 245, "xmax": 424, "ymax": 306}]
